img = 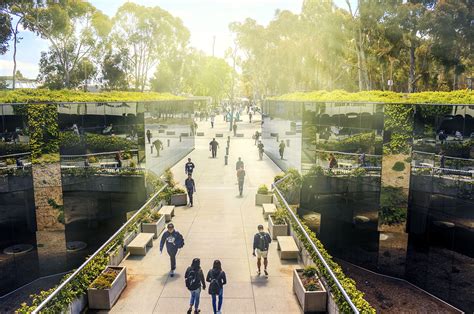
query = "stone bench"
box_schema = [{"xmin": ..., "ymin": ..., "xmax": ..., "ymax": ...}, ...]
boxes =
[
  {"xmin": 127, "ymin": 233, "xmax": 154, "ymax": 256},
  {"xmin": 235, "ymin": 133, "xmax": 244, "ymax": 137},
  {"xmin": 180, "ymin": 133, "xmax": 189, "ymax": 137},
  {"xmin": 166, "ymin": 131, "xmax": 176, "ymax": 135},
  {"xmin": 159, "ymin": 205, "xmax": 175, "ymax": 222},
  {"xmin": 285, "ymin": 131, "xmax": 296, "ymax": 135},
  {"xmin": 216, "ymin": 133, "xmax": 224, "ymax": 137},
  {"xmin": 277, "ymin": 236, "xmax": 299, "ymax": 260},
  {"xmin": 158, "ymin": 129, "xmax": 165, "ymax": 133},
  {"xmin": 197, "ymin": 132, "xmax": 204, "ymax": 136},
  {"xmin": 262, "ymin": 203, "xmax": 276, "ymax": 219}
]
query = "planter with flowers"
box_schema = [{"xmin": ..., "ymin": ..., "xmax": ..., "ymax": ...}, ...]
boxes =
[{"xmin": 293, "ymin": 266, "xmax": 327, "ymax": 312}]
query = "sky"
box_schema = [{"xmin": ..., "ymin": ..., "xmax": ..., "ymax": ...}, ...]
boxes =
[{"xmin": 0, "ymin": 0, "xmax": 352, "ymax": 79}]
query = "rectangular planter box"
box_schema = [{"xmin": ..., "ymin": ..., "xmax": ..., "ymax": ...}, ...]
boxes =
[
  {"xmin": 141, "ymin": 215, "xmax": 166, "ymax": 239},
  {"xmin": 66, "ymin": 294, "xmax": 87, "ymax": 314},
  {"xmin": 255, "ymin": 193, "xmax": 273, "ymax": 206},
  {"xmin": 108, "ymin": 244, "xmax": 125, "ymax": 266},
  {"xmin": 88, "ymin": 266, "xmax": 127, "ymax": 310},
  {"xmin": 268, "ymin": 215, "xmax": 288, "ymax": 240},
  {"xmin": 170, "ymin": 193, "xmax": 187, "ymax": 206},
  {"xmin": 293, "ymin": 269, "xmax": 327, "ymax": 313}
]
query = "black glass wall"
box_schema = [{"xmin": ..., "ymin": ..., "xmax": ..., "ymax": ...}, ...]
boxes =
[
  {"xmin": 144, "ymin": 100, "xmax": 195, "ymax": 176},
  {"xmin": 0, "ymin": 104, "xmax": 38, "ymax": 295},
  {"xmin": 262, "ymin": 101, "xmax": 302, "ymax": 170}
]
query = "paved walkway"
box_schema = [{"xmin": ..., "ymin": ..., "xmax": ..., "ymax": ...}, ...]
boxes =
[{"xmin": 111, "ymin": 112, "xmax": 302, "ymax": 313}]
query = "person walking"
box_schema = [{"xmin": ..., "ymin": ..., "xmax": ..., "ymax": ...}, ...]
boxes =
[
  {"xmin": 153, "ymin": 139, "xmax": 163, "ymax": 157},
  {"xmin": 237, "ymin": 165, "xmax": 246, "ymax": 197},
  {"xmin": 257, "ymin": 141, "xmax": 264, "ymax": 160},
  {"xmin": 252, "ymin": 225, "xmax": 272, "ymax": 276},
  {"xmin": 249, "ymin": 111, "xmax": 253, "ymax": 123},
  {"xmin": 359, "ymin": 152, "xmax": 366, "ymax": 167},
  {"xmin": 207, "ymin": 260, "xmax": 227, "ymax": 314},
  {"xmin": 160, "ymin": 223, "xmax": 184, "ymax": 277},
  {"xmin": 209, "ymin": 138, "xmax": 219, "ymax": 158},
  {"xmin": 115, "ymin": 151, "xmax": 122, "ymax": 169},
  {"xmin": 185, "ymin": 258, "xmax": 206, "ymax": 314},
  {"xmin": 232, "ymin": 122, "xmax": 237, "ymax": 136},
  {"xmin": 328, "ymin": 153, "xmax": 338, "ymax": 169},
  {"xmin": 254, "ymin": 130, "xmax": 260, "ymax": 145},
  {"xmin": 279, "ymin": 140, "xmax": 286, "ymax": 160},
  {"xmin": 439, "ymin": 151, "xmax": 446, "ymax": 170},
  {"xmin": 235, "ymin": 157, "xmax": 244, "ymax": 172},
  {"xmin": 211, "ymin": 116, "xmax": 215, "ymax": 128},
  {"xmin": 185, "ymin": 158, "xmax": 195, "ymax": 175},
  {"xmin": 185, "ymin": 174, "xmax": 196, "ymax": 207},
  {"xmin": 146, "ymin": 129, "xmax": 152, "ymax": 144}
]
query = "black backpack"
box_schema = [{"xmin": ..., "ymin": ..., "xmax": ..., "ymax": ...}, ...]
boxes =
[
  {"xmin": 208, "ymin": 271, "xmax": 221, "ymax": 295},
  {"xmin": 257, "ymin": 233, "xmax": 268, "ymax": 251},
  {"xmin": 185, "ymin": 268, "xmax": 200, "ymax": 291}
]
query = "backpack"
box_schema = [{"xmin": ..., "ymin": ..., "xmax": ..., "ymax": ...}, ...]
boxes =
[
  {"xmin": 185, "ymin": 268, "xmax": 200, "ymax": 291},
  {"xmin": 208, "ymin": 271, "xmax": 221, "ymax": 295},
  {"xmin": 257, "ymin": 233, "xmax": 268, "ymax": 251}
]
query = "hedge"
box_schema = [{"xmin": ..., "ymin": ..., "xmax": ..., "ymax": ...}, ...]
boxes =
[
  {"xmin": 0, "ymin": 89, "xmax": 184, "ymax": 104},
  {"xmin": 270, "ymin": 90, "xmax": 474, "ymax": 104}
]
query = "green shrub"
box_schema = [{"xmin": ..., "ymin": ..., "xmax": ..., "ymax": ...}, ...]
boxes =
[
  {"xmin": 257, "ymin": 184, "xmax": 269, "ymax": 195},
  {"xmin": 89, "ymin": 268, "xmax": 120, "ymax": 290},
  {"xmin": 270, "ymin": 208, "xmax": 287, "ymax": 225},
  {"xmin": 392, "ymin": 161, "xmax": 406, "ymax": 172},
  {"xmin": 302, "ymin": 265, "xmax": 318, "ymax": 278},
  {"xmin": 274, "ymin": 172, "xmax": 285, "ymax": 183}
]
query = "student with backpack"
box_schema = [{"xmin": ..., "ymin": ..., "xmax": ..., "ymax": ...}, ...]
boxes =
[
  {"xmin": 159, "ymin": 223, "xmax": 184, "ymax": 277},
  {"xmin": 185, "ymin": 258, "xmax": 206, "ymax": 314},
  {"xmin": 206, "ymin": 260, "xmax": 227, "ymax": 314},
  {"xmin": 252, "ymin": 224, "xmax": 272, "ymax": 276}
]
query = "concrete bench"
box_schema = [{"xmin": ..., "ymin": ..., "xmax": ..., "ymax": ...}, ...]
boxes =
[
  {"xmin": 197, "ymin": 132, "xmax": 204, "ymax": 136},
  {"xmin": 166, "ymin": 131, "xmax": 176, "ymax": 135},
  {"xmin": 277, "ymin": 236, "xmax": 299, "ymax": 260},
  {"xmin": 158, "ymin": 129, "xmax": 165, "ymax": 133},
  {"xmin": 127, "ymin": 233, "xmax": 154, "ymax": 256},
  {"xmin": 235, "ymin": 133, "xmax": 244, "ymax": 137},
  {"xmin": 216, "ymin": 133, "xmax": 224, "ymax": 137},
  {"xmin": 262, "ymin": 203, "xmax": 276, "ymax": 219},
  {"xmin": 159, "ymin": 205, "xmax": 175, "ymax": 222},
  {"xmin": 180, "ymin": 133, "xmax": 189, "ymax": 137}
]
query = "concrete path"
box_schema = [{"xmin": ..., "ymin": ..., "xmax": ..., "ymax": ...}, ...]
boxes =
[{"xmin": 111, "ymin": 112, "xmax": 302, "ymax": 314}]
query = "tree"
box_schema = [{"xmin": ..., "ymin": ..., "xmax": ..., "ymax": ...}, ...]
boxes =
[
  {"xmin": 102, "ymin": 50, "xmax": 128, "ymax": 90},
  {"xmin": 112, "ymin": 3, "xmax": 190, "ymax": 91}
]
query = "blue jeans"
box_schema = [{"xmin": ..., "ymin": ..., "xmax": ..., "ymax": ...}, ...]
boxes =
[
  {"xmin": 190, "ymin": 287, "xmax": 201, "ymax": 309},
  {"xmin": 211, "ymin": 288, "xmax": 223, "ymax": 313}
]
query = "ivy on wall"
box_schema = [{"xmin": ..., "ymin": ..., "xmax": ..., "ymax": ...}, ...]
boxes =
[{"xmin": 27, "ymin": 104, "xmax": 60, "ymax": 163}]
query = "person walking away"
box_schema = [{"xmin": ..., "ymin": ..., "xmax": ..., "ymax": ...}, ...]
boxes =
[
  {"xmin": 279, "ymin": 140, "xmax": 286, "ymax": 160},
  {"xmin": 207, "ymin": 260, "xmax": 227, "ymax": 314},
  {"xmin": 249, "ymin": 111, "xmax": 253, "ymax": 123},
  {"xmin": 328, "ymin": 153, "xmax": 338, "ymax": 170},
  {"xmin": 252, "ymin": 224, "xmax": 272, "ymax": 276},
  {"xmin": 185, "ymin": 174, "xmax": 196, "ymax": 207},
  {"xmin": 359, "ymin": 152, "xmax": 366, "ymax": 167},
  {"xmin": 254, "ymin": 131, "xmax": 260, "ymax": 145},
  {"xmin": 146, "ymin": 129, "xmax": 152, "ymax": 144},
  {"xmin": 115, "ymin": 151, "xmax": 122, "ymax": 169},
  {"xmin": 153, "ymin": 139, "xmax": 163, "ymax": 157},
  {"xmin": 209, "ymin": 138, "xmax": 219, "ymax": 158},
  {"xmin": 232, "ymin": 122, "xmax": 237, "ymax": 136},
  {"xmin": 439, "ymin": 151, "xmax": 446, "ymax": 174},
  {"xmin": 235, "ymin": 157, "xmax": 244, "ymax": 172},
  {"xmin": 160, "ymin": 223, "xmax": 184, "ymax": 277},
  {"xmin": 237, "ymin": 166, "xmax": 246, "ymax": 197},
  {"xmin": 257, "ymin": 141, "xmax": 264, "ymax": 160},
  {"xmin": 211, "ymin": 116, "xmax": 215, "ymax": 128},
  {"xmin": 185, "ymin": 258, "xmax": 206, "ymax": 314},
  {"xmin": 185, "ymin": 158, "xmax": 195, "ymax": 175}
]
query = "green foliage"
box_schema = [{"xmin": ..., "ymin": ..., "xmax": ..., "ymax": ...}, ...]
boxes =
[
  {"xmin": 270, "ymin": 208, "xmax": 287, "ymax": 225},
  {"xmin": 59, "ymin": 132, "xmax": 137, "ymax": 154},
  {"xmin": 380, "ymin": 186, "xmax": 407, "ymax": 225},
  {"xmin": 0, "ymin": 142, "xmax": 29, "ymax": 155},
  {"xmin": 162, "ymin": 168, "xmax": 176, "ymax": 187},
  {"xmin": 27, "ymin": 104, "xmax": 60, "ymax": 163},
  {"xmin": 392, "ymin": 161, "xmax": 406, "ymax": 172},
  {"xmin": 257, "ymin": 184, "xmax": 269, "ymax": 195},
  {"xmin": 273, "ymin": 172, "xmax": 285, "ymax": 183},
  {"xmin": 302, "ymin": 265, "xmax": 318, "ymax": 278},
  {"xmin": 0, "ymin": 89, "xmax": 183, "ymax": 104},
  {"xmin": 89, "ymin": 268, "xmax": 120, "ymax": 290},
  {"xmin": 142, "ymin": 211, "xmax": 162, "ymax": 224}
]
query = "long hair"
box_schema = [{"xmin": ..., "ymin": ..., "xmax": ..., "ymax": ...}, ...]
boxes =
[
  {"xmin": 212, "ymin": 259, "xmax": 222, "ymax": 271},
  {"xmin": 191, "ymin": 258, "xmax": 200, "ymax": 270}
]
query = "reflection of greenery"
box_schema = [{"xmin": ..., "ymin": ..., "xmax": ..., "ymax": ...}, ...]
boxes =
[
  {"xmin": 0, "ymin": 142, "xmax": 30, "ymax": 155},
  {"xmin": 47, "ymin": 198, "xmax": 65, "ymax": 224},
  {"xmin": 0, "ymin": 167, "xmax": 31, "ymax": 177},
  {"xmin": 61, "ymin": 167, "xmax": 143, "ymax": 177},
  {"xmin": 313, "ymin": 132, "xmax": 382, "ymax": 154},
  {"xmin": 383, "ymin": 104, "xmax": 414, "ymax": 155},
  {"xmin": 392, "ymin": 161, "xmax": 406, "ymax": 172},
  {"xmin": 59, "ymin": 132, "xmax": 138, "ymax": 154},
  {"xmin": 414, "ymin": 139, "xmax": 473, "ymax": 158},
  {"xmin": 380, "ymin": 186, "xmax": 406, "ymax": 225},
  {"xmin": 28, "ymin": 104, "xmax": 60, "ymax": 163}
]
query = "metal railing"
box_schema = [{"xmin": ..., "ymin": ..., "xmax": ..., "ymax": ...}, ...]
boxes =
[
  {"xmin": 32, "ymin": 183, "xmax": 168, "ymax": 313},
  {"xmin": 272, "ymin": 175, "xmax": 360, "ymax": 314}
]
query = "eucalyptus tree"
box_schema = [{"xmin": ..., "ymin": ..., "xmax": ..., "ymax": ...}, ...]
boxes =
[{"xmin": 112, "ymin": 3, "xmax": 190, "ymax": 92}]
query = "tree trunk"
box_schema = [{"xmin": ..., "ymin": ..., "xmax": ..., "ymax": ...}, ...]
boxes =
[
  {"xmin": 12, "ymin": 18, "xmax": 22, "ymax": 90},
  {"xmin": 408, "ymin": 38, "xmax": 416, "ymax": 93}
]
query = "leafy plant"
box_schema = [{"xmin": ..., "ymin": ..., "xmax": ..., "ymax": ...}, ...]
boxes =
[
  {"xmin": 304, "ymin": 279, "xmax": 321, "ymax": 292},
  {"xmin": 271, "ymin": 208, "xmax": 287, "ymax": 225},
  {"xmin": 302, "ymin": 265, "xmax": 318, "ymax": 278},
  {"xmin": 274, "ymin": 172, "xmax": 285, "ymax": 183},
  {"xmin": 392, "ymin": 161, "xmax": 406, "ymax": 172},
  {"xmin": 257, "ymin": 184, "xmax": 269, "ymax": 195},
  {"xmin": 89, "ymin": 268, "xmax": 120, "ymax": 290},
  {"xmin": 142, "ymin": 211, "xmax": 162, "ymax": 223}
]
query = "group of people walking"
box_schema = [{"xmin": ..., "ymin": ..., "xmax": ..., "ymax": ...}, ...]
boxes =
[{"xmin": 159, "ymin": 223, "xmax": 272, "ymax": 314}]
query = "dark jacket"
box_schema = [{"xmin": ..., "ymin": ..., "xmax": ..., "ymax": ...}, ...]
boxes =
[
  {"xmin": 236, "ymin": 160, "xmax": 244, "ymax": 171},
  {"xmin": 209, "ymin": 140, "xmax": 219, "ymax": 150},
  {"xmin": 206, "ymin": 269, "xmax": 227, "ymax": 293},
  {"xmin": 185, "ymin": 260, "xmax": 206, "ymax": 290},
  {"xmin": 253, "ymin": 232, "xmax": 272, "ymax": 251},
  {"xmin": 185, "ymin": 162, "xmax": 195, "ymax": 174},
  {"xmin": 160, "ymin": 231, "xmax": 184, "ymax": 253},
  {"xmin": 185, "ymin": 178, "xmax": 196, "ymax": 192}
]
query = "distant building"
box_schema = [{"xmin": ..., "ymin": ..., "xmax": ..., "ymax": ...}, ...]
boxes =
[{"xmin": 0, "ymin": 76, "xmax": 39, "ymax": 89}]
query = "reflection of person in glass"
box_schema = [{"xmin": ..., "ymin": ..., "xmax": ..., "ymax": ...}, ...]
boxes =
[
  {"xmin": 438, "ymin": 130, "xmax": 447, "ymax": 144},
  {"xmin": 72, "ymin": 124, "xmax": 79, "ymax": 135},
  {"xmin": 257, "ymin": 141, "xmax": 264, "ymax": 160},
  {"xmin": 279, "ymin": 140, "xmax": 286, "ymax": 160},
  {"xmin": 232, "ymin": 121, "xmax": 237, "ymax": 136},
  {"xmin": 359, "ymin": 152, "xmax": 366, "ymax": 167},
  {"xmin": 153, "ymin": 139, "xmax": 163, "ymax": 157},
  {"xmin": 439, "ymin": 151, "xmax": 446, "ymax": 169},
  {"xmin": 146, "ymin": 129, "xmax": 152, "ymax": 144},
  {"xmin": 254, "ymin": 131, "xmax": 260, "ymax": 145},
  {"xmin": 328, "ymin": 153, "xmax": 338, "ymax": 169},
  {"xmin": 103, "ymin": 123, "xmax": 113, "ymax": 135},
  {"xmin": 115, "ymin": 151, "xmax": 122, "ymax": 169}
]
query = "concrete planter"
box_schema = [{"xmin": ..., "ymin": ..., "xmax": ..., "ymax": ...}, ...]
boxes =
[
  {"xmin": 293, "ymin": 269, "xmax": 327, "ymax": 313},
  {"xmin": 108, "ymin": 245, "xmax": 125, "ymax": 266},
  {"xmin": 268, "ymin": 215, "xmax": 288, "ymax": 240},
  {"xmin": 88, "ymin": 266, "xmax": 127, "ymax": 310},
  {"xmin": 170, "ymin": 193, "xmax": 187, "ymax": 206},
  {"xmin": 255, "ymin": 193, "xmax": 273, "ymax": 206},
  {"xmin": 65, "ymin": 294, "xmax": 87, "ymax": 314},
  {"xmin": 141, "ymin": 215, "xmax": 166, "ymax": 239}
]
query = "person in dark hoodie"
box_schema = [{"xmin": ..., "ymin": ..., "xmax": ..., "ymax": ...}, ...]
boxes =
[
  {"xmin": 160, "ymin": 223, "xmax": 184, "ymax": 277},
  {"xmin": 206, "ymin": 260, "xmax": 227, "ymax": 314},
  {"xmin": 185, "ymin": 258, "xmax": 206, "ymax": 314},
  {"xmin": 252, "ymin": 224, "xmax": 272, "ymax": 276}
]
